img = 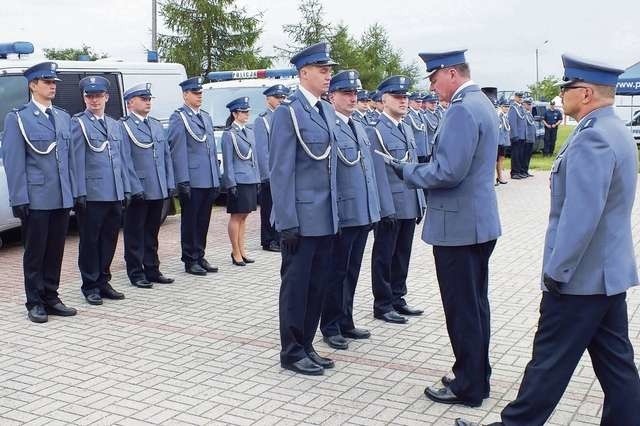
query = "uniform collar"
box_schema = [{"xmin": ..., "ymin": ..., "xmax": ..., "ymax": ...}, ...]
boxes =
[
  {"xmin": 297, "ymin": 85, "xmax": 321, "ymax": 107},
  {"xmin": 335, "ymin": 111, "xmax": 350, "ymax": 124},
  {"xmin": 451, "ymin": 80, "xmax": 475, "ymax": 99},
  {"xmin": 233, "ymin": 121, "xmax": 246, "ymax": 130},
  {"xmin": 32, "ymin": 99, "xmax": 52, "ymax": 115},
  {"xmin": 131, "ymin": 111, "xmax": 148, "ymax": 121},
  {"xmin": 382, "ymin": 111, "xmax": 400, "ymax": 126},
  {"xmin": 184, "ymin": 104, "xmax": 200, "ymax": 114}
]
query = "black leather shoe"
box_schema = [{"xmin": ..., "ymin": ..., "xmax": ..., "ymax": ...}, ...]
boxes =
[
  {"xmin": 85, "ymin": 293, "xmax": 103, "ymax": 305},
  {"xmin": 323, "ymin": 335, "xmax": 349, "ymax": 350},
  {"xmin": 149, "ymin": 274, "xmax": 174, "ymax": 284},
  {"xmin": 199, "ymin": 259, "xmax": 218, "ymax": 273},
  {"xmin": 186, "ymin": 263, "xmax": 207, "ymax": 276},
  {"xmin": 101, "ymin": 285, "xmax": 125, "ymax": 300},
  {"xmin": 231, "ymin": 253, "xmax": 246, "ymax": 266},
  {"xmin": 28, "ymin": 305, "xmax": 48, "ymax": 323},
  {"xmin": 393, "ymin": 304, "xmax": 424, "ymax": 316},
  {"xmin": 374, "ymin": 311, "xmax": 408, "ymax": 324},
  {"xmin": 45, "ymin": 302, "xmax": 77, "ymax": 317},
  {"xmin": 281, "ymin": 357, "xmax": 323, "ymax": 376},
  {"xmin": 132, "ymin": 279, "xmax": 153, "ymax": 288},
  {"xmin": 242, "ymin": 255, "xmax": 255, "ymax": 264},
  {"xmin": 518, "ymin": 173, "xmax": 529, "ymax": 178},
  {"xmin": 306, "ymin": 350, "xmax": 335, "ymax": 369},
  {"xmin": 262, "ymin": 241, "xmax": 281, "ymax": 252},
  {"xmin": 511, "ymin": 174, "xmax": 522, "ymax": 180},
  {"xmin": 342, "ymin": 328, "xmax": 371, "ymax": 339},
  {"xmin": 424, "ymin": 385, "xmax": 481, "ymax": 407}
]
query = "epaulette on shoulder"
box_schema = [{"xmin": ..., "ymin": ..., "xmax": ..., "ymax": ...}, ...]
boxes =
[
  {"xmin": 451, "ymin": 92, "xmax": 465, "ymax": 103},
  {"xmin": 578, "ymin": 117, "xmax": 597, "ymax": 132},
  {"xmin": 73, "ymin": 112, "xmax": 84, "ymax": 118},
  {"xmin": 148, "ymin": 116, "xmax": 160, "ymax": 123},
  {"xmin": 200, "ymin": 109, "xmax": 210, "ymax": 116},
  {"xmin": 52, "ymin": 105, "xmax": 68, "ymax": 114},
  {"xmin": 259, "ymin": 111, "xmax": 268, "ymax": 117},
  {"xmin": 119, "ymin": 116, "xmax": 130, "ymax": 122},
  {"xmin": 12, "ymin": 104, "xmax": 28, "ymax": 112},
  {"xmin": 281, "ymin": 97, "xmax": 294, "ymax": 105}
]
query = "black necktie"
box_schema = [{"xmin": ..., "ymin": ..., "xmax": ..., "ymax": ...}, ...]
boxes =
[
  {"xmin": 316, "ymin": 101, "xmax": 327, "ymax": 125},
  {"xmin": 45, "ymin": 108, "xmax": 56, "ymax": 131},
  {"xmin": 241, "ymin": 127, "xmax": 247, "ymax": 138},
  {"xmin": 397, "ymin": 122, "xmax": 406, "ymax": 138},
  {"xmin": 98, "ymin": 118, "xmax": 107, "ymax": 133},
  {"xmin": 143, "ymin": 118, "xmax": 152, "ymax": 135},
  {"xmin": 196, "ymin": 112, "xmax": 205, "ymax": 126},
  {"xmin": 348, "ymin": 118, "xmax": 357, "ymax": 138}
]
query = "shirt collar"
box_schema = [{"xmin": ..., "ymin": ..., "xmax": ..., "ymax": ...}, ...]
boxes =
[
  {"xmin": 451, "ymin": 80, "xmax": 475, "ymax": 100},
  {"xmin": 382, "ymin": 111, "xmax": 400, "ymax": 126},
  {"xmin": 233, "ymin": 121, "xmax": 245, "ymax": 130},
  {"xmin": 335, "ymin": 111, "xmax": 350, "ymax": 124},
  {"xmin": 184, "ymin": 104, "xmax": 200, "ymax": 114},
  {"xmin": 131, "ymin": 111, "xmax": 148, "ymax": 121},
  {"xmin": 32, "ymin": 99, "xmax": 52, "ymax": 115},
  {"xmin": 297, "ymin": 85, "xmax": 321, "ymax": 108}
]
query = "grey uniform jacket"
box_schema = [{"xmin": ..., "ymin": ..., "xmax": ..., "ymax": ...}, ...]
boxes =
[
  {"xmin": 72, "ymin": 110, "xmax": 130, "ymax": 201},
  {"xmin": 403, "ymin": 84, "xmax": 502, "ymax": 246},
  {"xmin": 404, "ymin": 108, "xmax": 428, "ymax": 158},
  {"xmin": 543, "ymin": 106, "xmax": 639, "ymax": 295},
  {"xmin": 269, "ymin": 91, "xmax": 338, "ymax": 237},
  {"xmin": 121, "ymin": 114, "xmax": 175, "ymax": 200},
  {"xmin": 2, "ymin": 101, "xmax": 76, "ymax": 209},
  {"xmin": 221, "ymin": 123, "xmax": 260, "ymax": 189},
  {"xmin": 524, "ymin": 111, "xmax": 537, "ymax": 144},
  {"xmin": 498, "ymin": 111, "xmax": 511, "ymax": 147},
  {"xmin": 366, "ymin": 114, "xmax": 426, "ymax": 220},
  {"xmin": 168, "ymin": 106, "xmax": 221, "ymax": 189},
  {"xmin": 351, "ymin": 110, "xmax": 370, "ymax": 127},
  {"xmin": 421, "ymin": 109, "xmax": 439, "ymax": 156},
  {"xmin": 334, "ymin": 117, "xmax": 381, "ymax": 228},
  {"xmin": 253, "ymin": 109, "xmax": 273, "ymax": 182},
  {"xmin": 508, "ymin": 102, "xmax": 526, "ymax": 140}
]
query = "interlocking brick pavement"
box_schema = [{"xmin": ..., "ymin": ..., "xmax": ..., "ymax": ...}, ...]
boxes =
[{"xmin": 0, "ymin": 172, "xmax": 639, "ymax": 425}]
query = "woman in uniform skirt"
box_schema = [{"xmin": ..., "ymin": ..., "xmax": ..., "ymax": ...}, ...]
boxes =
[{"xmin": 221, "ymin": 97, "xmax": 260, "ymax": 266}]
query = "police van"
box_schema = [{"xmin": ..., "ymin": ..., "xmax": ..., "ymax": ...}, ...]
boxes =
[
  {"xmin": 0, "ymin": 41, "xmax": 187, "ymax": 243},
  {"xmin": 200, "ymin": 68, "xmax": 299, "ymax": 175},
  {"xmin": 625, "ymin": 109, "xmax": 640, "ymax": 142}
]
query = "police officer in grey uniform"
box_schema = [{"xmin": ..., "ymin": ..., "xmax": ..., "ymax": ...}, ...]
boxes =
[
  {"xmin": 269, "ymin": 42, "xmax": 339, "ymax": 376},
  {"xmin": 352, "ymin": 89, "xmax": 371, "ymax": 126},
  {"xmin": 121, "ymin": 83, "xmax": 176, "ymax": 288},
  {"xmin": 421, "ymin": 92, "xmax": 440, "ymax": 160},
  {"xmin": 367, "ymin": 75, "xmax": 426, "ymax": 325},
  {"xmin": 168, "ymin": 76, "xmax": 221, "ymax": 276},
  {"xmin": 320, "ymin": 70, "xmax": 380, "ymax": 350},
  {"xmin": 386, "ymin": 50, "xmax": 501, "ymax": 407},
  {"xmin": 521, "ymin": 97, "xmax": 536, "ymax": 177},
  {"xmin": 455, "ymin": 55, "xmax": 640, "ymax": 426},
  {"xmin": 2, "ymin": 62, "xmax": 78, "ymax": 323},
  {"xmin": 404, "ymin": 92, "xmax": 428, "ymax": 163},
  {"xmin": 254, "ymin": 84, "xmax": 290, "ymax": 253},
  {"xmin": 71, "ymin": 76, "xmax": 128, "ymax": 305},
  {"xmin": 368, "ymin": 90, "xmax": 383, "ymax": 123},
  {"xmin": 508, "ymin": 91, "xmax": 527, "ymax": 179}
]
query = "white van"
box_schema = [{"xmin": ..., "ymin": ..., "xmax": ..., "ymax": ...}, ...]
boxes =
[{"xmin": 0, "ymin": 42, "xmax": 187, "ymax": 241}]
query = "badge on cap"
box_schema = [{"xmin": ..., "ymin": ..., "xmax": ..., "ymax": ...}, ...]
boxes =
[
  {"xmin": 50, "ymin": 63, "xmax": 56, "ymax": 71},
  {"xmin": 90, "ymin": 77, "xmax": 96, "ymax": 84}
]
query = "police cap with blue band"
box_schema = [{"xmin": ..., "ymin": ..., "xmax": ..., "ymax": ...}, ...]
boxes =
[
  {"xmin": 124, "ymin": 83, "xmax": 153, "ymax": 101},
  {"xmin": 226, "ymin": 96, "xmax": 251, "ymax": 112},
  {"xmin": 290, "ymin": 42, "xmax": 338, "ymax": 70},
  {"xmin": 377, "ymin": 75, "xmax": 411, "ymax": 95},
  {"xmin": 179, "ymin": 76, "xmax": 204, "ymax": 92},
  {"xmin": 408, "ymin": 92, "xmax": 422, "ymax": 101},
  {"xmin": 329, "ymin": 69, "xmax": 360, "ymax": 92},
  {"xmin": 263, "ymin": 84, "xmax": 290, "ymax": 97},
  {"xmin": 357, "ymin": 90, "xmax": 371, "ymax": 102},
  {"xmin": 79, "ymin": 76, "xmax": 109, "ymax": 94},
  {"xmin": 371, "ymin": 90, "xmax": 382, "ymax": 102},
  {"xmin": 498, "ymin": 97, "xmax": 510, "ymax": 107},
  {"xmin": 24, "ymin": 61, "xmax": 61, "ymax": 82},
  {"xmin": 418, "ymin": 50, "xmax": 467, "ymax": 76},
  {"xmin": 559, "ymin": 53, "xmax": 624, "ymax": 87}
]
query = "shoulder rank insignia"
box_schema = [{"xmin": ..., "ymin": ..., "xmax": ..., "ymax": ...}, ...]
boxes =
[
  {"xmin": 451, "ymin": 92, "xmax": 465, "ymax": 103},
  {"xmin": 578, "ymin": 117, "xmax": 597, "ymax": 132}
]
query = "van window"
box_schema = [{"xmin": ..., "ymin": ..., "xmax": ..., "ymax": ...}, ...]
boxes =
[
  {"xmin": 0, "ymin": 75, "xmax": 29, "ymax": 137},
  {"xmin": 55, "ymin": 72, "xmax": 123, "ymax": 119}
]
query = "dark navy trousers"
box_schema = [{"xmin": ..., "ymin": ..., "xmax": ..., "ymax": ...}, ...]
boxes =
[
  {"xmin": 179, "ymin": 187, "xmax": 217, "ymax": 265},
  {"xmin": 320, "ymin": 225, "xmax": 370, "ymax": 336},
  {"xmin": 279, "ymin": 235, "xmax": 334, "ymax": 364},
  {"xmin": 371, "ymin": 219, "xmax": 415, "ymax": 314},
  {"xmin": 124, "ymin": 198, "xmax": 164, "ymax": 282},
  {"xmin": 259, "ymin": 181, "xmax": 278, "ymax": 247},
  {"xmin": 433, "ymin": 239, "xmax": 496, "ymax": 404},
  {"xmin": 501, "ymin": 292, "xmax": 640, "ymax": 426}
]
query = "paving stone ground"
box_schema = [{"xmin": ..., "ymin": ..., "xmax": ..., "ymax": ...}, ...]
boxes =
[{"xmin": 1, "ymin": 172, "xmax": 639, "ymax": 426}]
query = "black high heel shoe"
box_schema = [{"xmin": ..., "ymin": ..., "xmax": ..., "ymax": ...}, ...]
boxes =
[
  {"xmin": 231, "ymin": 253, "xmax": 246, "ymax": 266},
  {"xmin": 242, "ymin": 255, "xmax": 255, "ymax": 264}
]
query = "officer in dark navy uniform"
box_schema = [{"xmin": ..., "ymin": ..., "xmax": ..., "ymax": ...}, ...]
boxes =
[
  {"xmin": 508, "ymin": 91, "xmax": 527, "ymax": 179},
  {"xmin": 387, "ymin": 49, "xmax": 502, "ymax": 408},
  {"xmin": 121, "ymin": 83, "xmax": 176, "ymax": 288},
  {"xmin": 367, "ymin": 75, "xmax": 426, "ymax": 325},
  {"xmin": 254, "ymin": 84, "xmax": 290, "ymax": 253},
  {"xmin": 455, "ymin": 54, "xmax": 640, "ymax": 426},
  {"xmin": 168, "ymin": 76, "xmax": 221, "ymax": 276},
  {"xmin": 542, "ymin": 100, "xmax": 563, "ymax": 156},
  {"xmin": 320, "ymin": 70, "xmax": 380, "ymax": 351},
  {"xmin": 71, "ymin": 76, "xmax": 128, "ymax": 305},
  {"xmin": 2, "ymin": 62, "xmax": 78, "ymax": 323},
  {"xmin": 269, "ymin": 42, "xmax": 339, "ymax": 376},
  {"xmin": 352, "ymin": 89, "xmax": 371, "ymax": 126}
]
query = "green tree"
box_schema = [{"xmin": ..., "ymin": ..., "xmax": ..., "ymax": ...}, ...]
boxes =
[
  {"xmin": 528, "ymin": 75, "xmax": 561, "ymax": 101},
  {"xmin": 278, "ymin": 0, "xmax": 334, "ymax": 56},
  {"xmin": 43, "ymin": 45, "xmax": 108, "ymax": 61},
  {"xmin": 158, "ymin": 0, "xmax": 272, "ymax": 77}
]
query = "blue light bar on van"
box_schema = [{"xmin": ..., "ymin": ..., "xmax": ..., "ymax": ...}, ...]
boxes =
[
  {"xmin": 207, "ymin": 68, "xmax": 297, "ymax": 82},
  {"xmin": 0, "ymin": 41, "xmax": 35, "ymax": 58}
]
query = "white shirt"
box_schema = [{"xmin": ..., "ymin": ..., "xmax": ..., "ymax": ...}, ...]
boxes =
[
  {"xmin": 233, "ymin": 121, "xmax": 246, "ymax": 130},
  {"xmin": 382, "ymin": 111, "xmax": 401, "ymax": 126},
  {"xmin": 297, "ymin": 85, "xmax": 321, "ymax": 110},
  {"xmin": 32, "ymin": 99, "xmax": 53, "ymax": 116},
  {"xmin": 335, "ymin": 111, "xmax": 350, "ymax": 125},
  {"xmin": 186, "ymin": 104, "xmax": 200, "ymax": 115},
  {"xmin": 451, "ymin": 79, "xmax": 475, "ymax": 100},
  {"xmin": 131, "ymin": 111, "xmax": 148, "ymax": 122}
]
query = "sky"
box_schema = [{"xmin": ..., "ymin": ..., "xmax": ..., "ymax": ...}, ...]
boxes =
[{"xmin": 2, "ymin": 0, "xmax": 639, "ymax": 91}]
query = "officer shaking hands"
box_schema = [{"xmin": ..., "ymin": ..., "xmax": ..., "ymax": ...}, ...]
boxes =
[
  {"xmin": 253, "ymin": 84, "xmax": 290, "ymax": 253},
  {"xmin": 121, "ymin": 83, "xmax": 176, "ymax": 289},
  {"xmin": 387, "ymin": 50, "xmax": 501, "ymax": 407},
  {"xmin": 457, "ymin": 54, "xmax": 640, "ymax": 426},
  {"xmin": 269, "ymin": 42, "xmax": 339, "ymax": 376},
  {"xmin": 320, "ymin": 70, "xmax": 381, "ymax": 351},
  {"xmin": 2, "ymin": 62, "xmax": 78, "ymax": 323},
  {"xmin": 168, "ymin": 77, "xmax": 221, "ymax": 276},
  {"xmin": 71, "ymin": 76, "xmax": 128, "ymax": 306},
  {"xmin": 367, "ymin": 75, "xmax": 425, "ymax": 326}
]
